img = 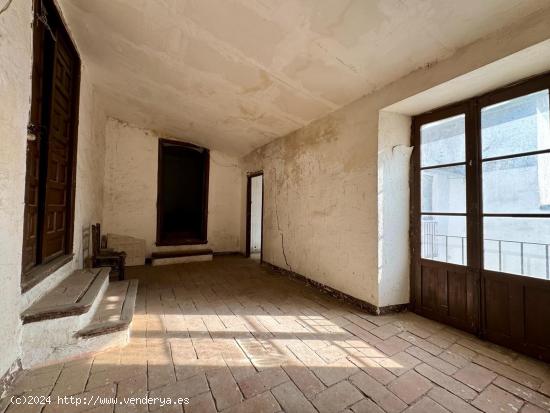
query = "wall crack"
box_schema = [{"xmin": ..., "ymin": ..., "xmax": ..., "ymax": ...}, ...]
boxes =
[
  {"xmin": 274, "ymin": 167, "xmax": 292, "ymax": 272},
  {"xmin": 0, "ymin": 0, "xmax": 14, "ymax": 16}
]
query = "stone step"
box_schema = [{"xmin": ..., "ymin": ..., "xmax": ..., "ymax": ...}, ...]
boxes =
[
  {"xmin": 151, "ymin": 248, "xmax": 213, "ymax": 266},
  {"xmin": 20, "ymin": 270, "xmax": 139, "ymax": 368},
  {"xmin": 77, "ymin": 279, "xmax": 138, "ymax": 338},
  {"xmin": 21, "ymin": 268, "xmax": 110, "ymax": 324}
]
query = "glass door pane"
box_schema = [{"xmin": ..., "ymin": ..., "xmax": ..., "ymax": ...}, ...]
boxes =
[
  {"xmin": 421, "ymin": 166, "xmax": 466, "ymax": 213},
  {"xmin": 484, "ymin": 217, "xmax": 550, "ymax": 279},
  {"xmin": 481, "ymin": 90, "xmax": 550, "ymax": 159},
  {"xmin": 421, "ymin": 215, "xmax": 467, "ymax": 265},
  {"xmin": 421, "ymin": 114, "xmax": 465, "ymax": 167},
  {"xmin": 483, "ymin": 153, "xmax": 550, "ymax": 214}
]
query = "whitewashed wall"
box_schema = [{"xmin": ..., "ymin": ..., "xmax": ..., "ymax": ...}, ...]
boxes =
[
  {"xmin": 102, "ymin": 119, "xmax": 242, "ymax": 255},
  {"xmin": 377, "ymin": 112, "xmax": 412, "ymax": 308}
]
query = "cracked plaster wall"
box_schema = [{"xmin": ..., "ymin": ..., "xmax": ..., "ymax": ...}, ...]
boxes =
[
  {"xmin": 102, "ymin": 119, "xmax": 242, "ymax": 256},
  {"xmin": 240, "ymin": 9, "xmax": 550, "ymax": 308}
]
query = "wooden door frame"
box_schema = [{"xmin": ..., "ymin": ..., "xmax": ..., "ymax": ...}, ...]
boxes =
[
  {"xmin": 156, "ymin": 138, "xmax": 210, "ymax": 246},
  {"xmin": 411, "ymin": 71, "xmax": 550, "ymax": 360},
  {"xmin": 245, "ymin": 171, "xmax": 264, "ymax": 262}
]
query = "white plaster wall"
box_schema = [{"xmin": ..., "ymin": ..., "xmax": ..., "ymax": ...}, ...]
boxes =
[
  {"xmin": 102, "ymin": 119, "xmax": 242, "ymax": 256},
  {"xmin": 250, "ymin": 175, "xmax": 263, "ymax": 252},
  {"xmin": 241, "ymin": 10, "xmax": 550, "ymax": 308},
  {"xmin": 73, "ymin": 73, "xmax": 108, "ymax": 268},
  {"xmin": 0, "ymin": 1, "xmax": 107, "ymax": 376},
  {"xmin": 241, "ymin": 105, "xmax": 380, "ymax": 305},
  {"xmin": 0, "ymin": 0, "xmax": 33, "ymax": 378},
  {"xmin": 377, "ymin": 112, "xmax": 412, "ymax": 308}
]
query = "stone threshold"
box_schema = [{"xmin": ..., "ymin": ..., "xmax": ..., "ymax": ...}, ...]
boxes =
[
  {"xmin": 151, "ymin": 248, "xmax": 213, "ymax": 258},
  {"xmin": 264, "ymin": 262, "xmax": 408, "ymax": 316},
  {"xmin": 151, "ymin": 248, "xmax": 213, "ymax": 266}
]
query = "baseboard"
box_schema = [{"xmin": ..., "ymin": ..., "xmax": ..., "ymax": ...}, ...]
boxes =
[
  {"xmin": 1, "ymin": 358, "xmax": 22, "ymax": 398},
  {"xmin": 263, "ymin": 262, "xmax": 408, "ymax": 316}
]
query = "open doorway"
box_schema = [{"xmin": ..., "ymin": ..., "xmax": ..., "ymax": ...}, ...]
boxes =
[
  {"xmin": 156, "ymin": 139, "xmax": 209, "ymax": 246},
  {"xmin": 246, "ymin": 172, "xmax": 263, "ymax": 261}
]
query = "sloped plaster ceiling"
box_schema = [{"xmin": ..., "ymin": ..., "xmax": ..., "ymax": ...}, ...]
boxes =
[{"xmin": 58, "ymin": 0, "xmax": 550, "ymax": 156}]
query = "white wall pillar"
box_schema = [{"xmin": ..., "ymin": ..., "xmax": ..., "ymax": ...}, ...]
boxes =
[{"xmin": 377, "ymin": 111, "xmax": 413, "ymax": 308}]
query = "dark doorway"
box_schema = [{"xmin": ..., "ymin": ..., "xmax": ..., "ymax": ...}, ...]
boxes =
[
  {"xmin": 411, "ymin": 72, "xmax": 550, "ymax": 362},
  {"xmin": 22, "ymin": 0, "xmax": 81, "ymax": 286},
  {"xmin": 246, "ymin": 172, "xmax": 263, "ymax": 261},
  {"xmin": 156, "ymin": 139, "xmax": 209, "ymax": 246}
]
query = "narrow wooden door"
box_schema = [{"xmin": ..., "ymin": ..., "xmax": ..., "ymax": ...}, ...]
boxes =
[
  {"xmin": 40, "ymin": 26, "xmax": 79, "ymax": 262},
  {"xmin": 411, "ymin": 103, "xmax": 480, "ymax": 334}
]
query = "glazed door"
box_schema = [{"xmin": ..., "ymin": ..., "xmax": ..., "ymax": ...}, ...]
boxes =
[
  {"xmin": 412, "ymin": 73, "xmax": 550, "ymax": 361},
  {"xmin": 412, "ymin": 104, "xmax": 480, "ymax": 333}
]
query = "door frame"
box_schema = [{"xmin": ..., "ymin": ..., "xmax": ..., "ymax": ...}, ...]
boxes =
[
  {"xmin": 245, "ymin": 171, "xmax": 264, "ymax": 262},
  {"xmin": 411, "ymin": 71, "xmax": 550, "ymax": 361},
  {"xmin": 156, "ymin": 138, "xmax": 210, "ymax": 246}
]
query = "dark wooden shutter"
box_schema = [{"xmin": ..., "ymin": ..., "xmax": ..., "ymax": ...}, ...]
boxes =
[{"xmin": 40, "ymin": 30, "xmax": 78, "ymax": 263}]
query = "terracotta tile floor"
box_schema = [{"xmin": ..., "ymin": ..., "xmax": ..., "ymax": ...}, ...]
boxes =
[{"xmin": 3, "ymin": 256, "xmax": 550, "ymax": 413}]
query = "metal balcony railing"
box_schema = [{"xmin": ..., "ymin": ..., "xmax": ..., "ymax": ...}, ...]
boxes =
[{"xmin": 422, "ymin": 232, "xmax": 550, "ymax": 279}]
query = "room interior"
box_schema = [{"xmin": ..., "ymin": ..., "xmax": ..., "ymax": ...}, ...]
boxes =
[{"xmin": 1, "ymin": 0, "xmax": 550, "ymax": 411}]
